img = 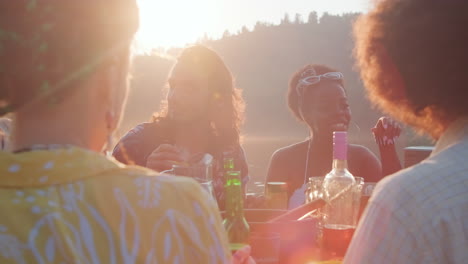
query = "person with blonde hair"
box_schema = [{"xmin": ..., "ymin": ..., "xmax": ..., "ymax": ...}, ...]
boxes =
[
  {"xmin": 0, "ymin": 1, "xmax": 250, "ymax": 263},
  {"xmin": 345, "ymin": 0, "xmax": 468, "ymax": 263}
]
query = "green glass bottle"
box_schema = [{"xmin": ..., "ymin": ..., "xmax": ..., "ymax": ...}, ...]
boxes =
[
  {"xmin": 222, "ymin": 171, "xmax": 250, "ymax": 253},
  {"xmin": 223, "ymin": 156, "xmax": 235, "ymax": 171}
]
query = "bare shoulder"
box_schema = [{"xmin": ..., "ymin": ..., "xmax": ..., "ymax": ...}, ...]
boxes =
[
  {"xmin": 348, "ymin": 144, "xmax": 380, "ymax": 163},
  {"xmin": 271, "ymin": 140, "xmax": 309, "ymax": 161},
  {"xmin": 347, "ymin": 144, "xmax": 382, "ymax": 181},
  {"xmin": 349, "ymin": 144, "xmax": 375, "ymax": 157}
]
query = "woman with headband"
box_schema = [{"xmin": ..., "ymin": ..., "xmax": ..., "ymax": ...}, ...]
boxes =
[{"xmin": 266, "ymin": 64, "xmax": 401, "ymax": 208}]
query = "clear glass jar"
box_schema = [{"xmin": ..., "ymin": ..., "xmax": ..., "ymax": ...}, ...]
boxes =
[{"xmin": 265, "ymin": 182, "xmax": 288, "ymax": 210}]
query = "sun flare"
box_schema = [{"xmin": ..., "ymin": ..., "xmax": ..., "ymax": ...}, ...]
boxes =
[{"xmin": 136, "ymin": 0, "xmax": 219, "ymax": 51}]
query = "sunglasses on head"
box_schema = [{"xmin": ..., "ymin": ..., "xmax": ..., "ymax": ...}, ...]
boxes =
[{"xmin": 296, "ymin": 72, "xmax": 344, "ymax": 96}]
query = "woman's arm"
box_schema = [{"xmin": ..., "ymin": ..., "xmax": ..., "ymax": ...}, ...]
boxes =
[
  {"xmin": 355, "ymin": 145, "xmax": 383, "ymax": 182},
  {"xmin": 373, "ymin": 117, "xmax": 403, "ymax": 176},
  {"xmin": 113, "ymin": 123, "xmax": 157, "ymax": 166},
  {"xmin": 378, "ymin": 142, "xmax": 402, "ymax": 176}
]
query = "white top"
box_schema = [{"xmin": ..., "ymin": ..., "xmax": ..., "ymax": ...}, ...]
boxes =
[{"xmin": 344, "ymin": 118, "xmax": 468, "ymax": 264}]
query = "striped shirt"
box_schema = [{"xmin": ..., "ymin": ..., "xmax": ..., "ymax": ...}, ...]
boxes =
[{"xmin": 344, "ymin": 118, "xmax": 468, "ymax": 264}]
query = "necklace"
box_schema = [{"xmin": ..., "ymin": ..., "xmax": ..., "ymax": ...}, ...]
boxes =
[
  {"xmin": 288, "ymin": 139, "xmax": 312, "ymax": 209},
  {"xmin": 303, "ymin": 138, "xmax": 312, "ymax": 184}
]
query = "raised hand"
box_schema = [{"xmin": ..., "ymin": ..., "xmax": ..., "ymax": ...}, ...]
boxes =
[
  {"xmin": 146, "ymin": 144, "xmax": 185, "ymax": 172},
  {"xmin": 372, "ymin": 117, "xmax": 402, "ymax": 146}
]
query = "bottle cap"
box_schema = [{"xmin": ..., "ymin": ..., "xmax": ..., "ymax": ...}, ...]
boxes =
[
  {"xmin": 333, "ymin": 131, "xmax": 347, "ymax": 143},
  {"xmin": 333, "ymin": 131, "xmax": 348, "ymax": 160}
]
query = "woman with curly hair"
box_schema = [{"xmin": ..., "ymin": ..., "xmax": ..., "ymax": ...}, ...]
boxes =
[
  {"xmin": 345, "ymin": 0, "xmax": 468, "ymax": 263},
  {"xmin": 113, "ymin": 45, "xmax": 249, "ymax": 208}
]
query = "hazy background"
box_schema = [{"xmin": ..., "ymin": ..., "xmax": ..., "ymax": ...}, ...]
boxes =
[
  {"xmin": 135, "ymin": 0, "xmax": 370, "ymax": 49},
  {"xmin": 119, "ymin": 10, "xmax": 432, "ymax": 191}
]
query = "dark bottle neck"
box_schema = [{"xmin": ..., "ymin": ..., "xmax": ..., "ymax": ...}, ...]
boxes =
[{"xmin": 225, "ymin": 172, "xmax": 244, "ymax": 219}]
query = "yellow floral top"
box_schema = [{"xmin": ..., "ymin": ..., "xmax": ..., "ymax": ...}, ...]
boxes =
[{"xmin": 0, "ymin": 147, "xmax": 231, "ymax": 264}]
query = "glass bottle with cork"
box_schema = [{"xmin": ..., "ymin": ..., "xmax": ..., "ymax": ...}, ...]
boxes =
[{"xmin": 322, "ymin": 131, "xmax": 359, "ymax": 256}]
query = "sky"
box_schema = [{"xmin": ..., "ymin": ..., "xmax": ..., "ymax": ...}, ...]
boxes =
[{"xmin": 135, "ymin": 0, "xmax": 370, "ymax": 51}]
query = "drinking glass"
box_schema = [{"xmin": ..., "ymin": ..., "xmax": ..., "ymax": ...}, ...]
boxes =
[
  {"xmin": 162, "ymin": 164, "xmax": 215, "ymax": 198},
  {"xmin": 353, "ymin": 177, "xmax": 364, "ymax": 224},
  {"xmin": 363, "ymin": 182, "xmax": 376, "ymax": 196},
  {"xmin": 265, "ymin": 182, "xmax": 288, "ymax": 210},
  {"xmin": 305, "ymin": 176, "xmax": 326, "ymax": 241},
  {"xmin": 359, "ymin": 182, "xmax": 377, "ymax": 219},
  {"xmin": 321, "ymin": 177, "xmax": 363, "ymax": 256},
  {"xmin": 306, "ymin": 177, "xmax": 364, "ymax": 241}
]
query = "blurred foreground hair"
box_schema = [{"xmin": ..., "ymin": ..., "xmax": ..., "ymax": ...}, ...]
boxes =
[
  {"xmin": 0, "ymin": 0, "xmax": 139, "ymax": 116},
  {"xmin": 354, "ymin": 0, "xmax": 468, "ymax": 138}
]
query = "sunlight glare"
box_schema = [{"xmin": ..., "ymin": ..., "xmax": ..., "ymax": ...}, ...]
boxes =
[{"xmin": 136, "ymin": 0, "xmax": 219, "ymax": 51}]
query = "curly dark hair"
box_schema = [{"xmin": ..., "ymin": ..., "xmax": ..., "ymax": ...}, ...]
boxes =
[
  {"xmin": 354, "ymin": 0, "xmax": 468, "ymax": 139},
  {"xmin": 0, "ymin": 0, "xmax": 139, "ymax": 115},
  {"xmin": 287, "ymin": 64, "xmax": 345, "ymax": 122},
  {"xmin": 153, "ymin": 45, "xmax": 245, "ymax": 149}
]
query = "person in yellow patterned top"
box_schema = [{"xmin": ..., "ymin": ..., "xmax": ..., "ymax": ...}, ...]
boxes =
[{"xmin": 0, "ymin": 0, "xmax": 247, "ymax": 263}]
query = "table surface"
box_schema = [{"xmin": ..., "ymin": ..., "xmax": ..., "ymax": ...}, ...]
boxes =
[{"xmin": 272, "ymin": 243, "xmax": 344, "ymax": 264}]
